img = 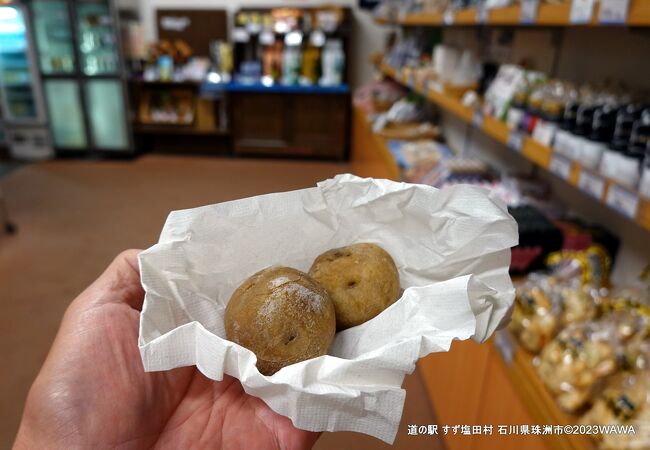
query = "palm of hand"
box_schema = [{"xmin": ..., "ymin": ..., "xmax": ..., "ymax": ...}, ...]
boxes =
[{"xmin": 15, "ymin": 251, "xmax": 318, "ymax": 450}]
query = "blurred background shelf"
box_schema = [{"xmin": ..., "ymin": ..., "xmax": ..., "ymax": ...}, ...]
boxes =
[
  {"xmin": 377, "ymin": 62, "xmax": 650, "ymax": 234},
  {"xmin": 350, "ymin": 106, "xmax": 595, "ymax": 450},
  {"xmin": 376, "ymin": 0, "xmax": 650, "ymax": 27}
]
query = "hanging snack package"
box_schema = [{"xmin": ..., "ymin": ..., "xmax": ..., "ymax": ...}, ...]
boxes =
[
  {"xmin": 510, "ymin": 244, "xmax": 609, "ymax": 354},
  {"xmin": 546, "ymin": 245, "xmax": 612, "ymax": 289},
  {"xmin": 511, "ymin": 274, "xmax": 563, "ymax": 353},
  {"xmin": 605, "ymin": 304, "xmax": 650, "ymax": 371},
  {"xmin": 536, "ymin": 319, "xmax": 619, "ymax": 413},
  {"xmin": 559, "ymin": 283, "xmax": 603, "ymax": 327},
  {"xmin": 137, "ymin": 175, "xmax": 518, "ymax": 443},
  {"xmin": 581, "ymin": 370, "xmax": 650, "ymax": 450}
]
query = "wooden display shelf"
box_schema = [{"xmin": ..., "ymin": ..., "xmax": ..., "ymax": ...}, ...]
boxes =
[
  {"xmin": 376, "ymin": 0, "xmax": 650, "ymax": 27},
  {"xmin": 133, "ymin": 123, "xmax": 230, "ymax": 136},
  {"xmin": 494, "ymin": 332, "xmax": 594, "ymax": 450},
  {"xmin": 377, "ymin": 62, "xmax": 650, "ymax": 233},
  {"xmin": 351, "ymin": 103, "xmax": 594, "ymax": 450},
  {"xmin": 351, "ymin": 106, "xmax": 401, "ymax": 181}
]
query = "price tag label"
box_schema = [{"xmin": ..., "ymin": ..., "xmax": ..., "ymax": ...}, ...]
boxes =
[
  {"xmin": 430, "ymin": 81, "xmax": 443, "ymax": 93},
  {"xmin": 494, "ymin": 330, "xmax": 515, "ymax": 366},
  {"xmin": 606, "ymin": 184, "xmax": 639, "ymax": 219},
  {"xmin": 570, "ymin": 0, "xmax": 596, "ymax": 24},
  {"xmin": 578, "ymin": 170, "xmax": 606, "ymax": 199},
  {"xmin": 507, "ymin": 130, "xmax": 524, "ymax": 152},
  {"xmin": 259, "ymin": 30, "xmax": 275, "ymax": 45},
  {"xmin": 473, "ymin": 110, "xmax": 484, "ymax": 128},
  {"xmin": 599, "ymin": 0, "xmax": 630, "ymax": 24},
  {"xmin": 232, "ymin": 27, "xmax": 250, "ymax": 43},
  {"xmin": 520, "ymin": 0, "xmax": 540, "ymax": 24},
  {"xmin": 549, "ymin": 154, "xmax": 573, "ymax": 181},
  {"xmin": 443, "ymin": 9, "xmax": 455, "ymax": 25},
  {"xmin": 532, "ymin": 120, "xmax": 557, "ymax": 147},
  {"xmin": 246, "ymin": 22, "xmax": 262, "ymax": 34}
]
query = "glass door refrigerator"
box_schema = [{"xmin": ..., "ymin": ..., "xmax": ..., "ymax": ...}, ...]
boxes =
[
  {"xmin": 30, "ymin": 0, "xmax": 132, "ymax": 154},
  {"xmin": 0, "ymin": 2, "xmax": 53, "ymax": 159}
]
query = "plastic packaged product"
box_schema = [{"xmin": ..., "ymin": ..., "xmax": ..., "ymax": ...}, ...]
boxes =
[
  {"xmin": 451, "ymin": 49, "xmax": 481, "ymax": 86},
  {"xmin": 506, "ymin": 88, "xmax": 527, "ymax": 131},
  {"xmin": 640, "ymin": 148, "xmax": 650, "ymax": 199},
  {"xmin": 483, "ymin": 65, "xmax": 526, "ymax": 121},
  {"xmin": 523, "ymin": 86, "xmax": 544, "ymax": 135},
  {"xmin": 572, "ymin": 104, "xmax": 602, "ymax": 169},
  {"xmin": 623, "ymin": 337, "xmax": 650, "ymax": 371},
  {"xmin": 546, "ymin": 245, "xmax": 612, "ymax": 288},
  {"xmin": 532, "ymin": 90, "xmax": 563, "ymax": 147},
  {"xmin": 600, "ymin": 105, "xmax": 642, "ymax": 180},
  {"xmin": 576, "ymin": 105, "xmax": 618, "ymax": 170},
  {"xmin": 559, "ymin": 285, "xmax": 601, "ymax": 327},
  {"xmin": 353, "ymin": 80, "xmax": 406, "ymax": 114},
  {"xmin": 580, "ymin": 370, "xmax": 650, "ymax": 450},
  {"xmin": 608, "ymin": 109, "xmax": 650, "ymax": 190},
  {"xmin": 509, "ymin": 205, "xmax": 563, "ymax": 274},
  {"xmin": 606, "ymin": 309, "xmax": 649, "ymax": 347},
  {"xmin": 602, "ymin": 294, "xmax": 650, "ymax": 369},
  {"xmin": 432, "ymin": 45, "xmax": 460, "ymax": 82},
  {"xmin": 536, "ymin": 319, "xmax": 619, "ymax": 412},
  {"xmin": 511, "ymin": 275, "xmax": 562, "ymax": 353},
  {"xmin": 630, "ymin": 109, "xmax": 650, "ymax": 154}
]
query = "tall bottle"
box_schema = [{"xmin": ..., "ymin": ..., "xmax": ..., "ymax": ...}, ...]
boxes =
[
  {"xmin": 320, "ymin": 39, "xmax": 344, "ymax": 86},
  {"xmin": 599, "ymin": 105, "xmax": 641, "ymax": 181},
  {"xmin": 282, "ymin": 44, "xmax": 300, "ymax": 85}
]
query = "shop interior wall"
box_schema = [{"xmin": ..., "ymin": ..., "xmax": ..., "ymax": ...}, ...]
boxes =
[
  {"xmin": 131, "ymin": 0, "xmax": 389, "ymax": 88},
  {"xmin": 440, "ymin": 26, "xmax": 650, "ymax": 284}
]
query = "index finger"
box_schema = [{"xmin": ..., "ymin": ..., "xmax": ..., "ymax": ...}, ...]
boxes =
[{"xmin": 75, "ymin": 249, "xmax": 146, "ymax": 311}]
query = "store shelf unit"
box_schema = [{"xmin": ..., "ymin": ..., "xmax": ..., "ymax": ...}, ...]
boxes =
[
  {"xmin": 378, "ymin": 62, "xmax": 650, "ymax": 233},
  {"xmin": 376, "ymin": 0, "xmax": 650, "ymax": 26},
  {"xmin": 351, "ymin": 106, "xmax": 401, "ymax": 181},
  {"xmin": 493, "ymin": 331, "xmax": 594, "ymax": 450},
  {"xmin": 350, "ymin": 107, "xmax": 593, "ymax": 450}
]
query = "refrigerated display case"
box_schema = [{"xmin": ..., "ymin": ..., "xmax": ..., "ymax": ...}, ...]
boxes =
[
  {"xmin": 0, "ymin": 2, "xmax": 53, "ymax": 159},
  {"xmin": 30, "ymin": 0, "xmax": 132, "ymax": 154}
]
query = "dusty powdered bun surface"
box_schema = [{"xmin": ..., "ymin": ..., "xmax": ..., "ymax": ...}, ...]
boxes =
[
  {"xmin": 224, "ymin": 266, "xmax": 336, "ymax": 375},
  {"xmin": 309, "ymin": 243, "xmax": 401, "ymax": 330}
]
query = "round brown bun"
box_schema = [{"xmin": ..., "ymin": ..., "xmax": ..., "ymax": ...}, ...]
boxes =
[
  {"xmin": 224, "ymin": 266, "xmax": 336, "ymax": 375},
  {"xmin": 309, "ymin": 243, "xmax": 400, "ymax": 330}
]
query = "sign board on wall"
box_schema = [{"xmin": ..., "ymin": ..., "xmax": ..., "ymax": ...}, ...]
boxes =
[{"xmin": 156, "ymin": 9, "xmax": 228, "ymax": 57}]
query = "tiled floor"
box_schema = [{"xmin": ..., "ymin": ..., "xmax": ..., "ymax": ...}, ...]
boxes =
[{"xmin": 0, "ymin": 155, "xmax": 443, "ymax": 449}]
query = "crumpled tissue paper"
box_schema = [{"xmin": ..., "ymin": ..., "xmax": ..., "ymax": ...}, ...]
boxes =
[{"xmin": 138, "ymin": 174, "xmax": 518, "ymax": 443}]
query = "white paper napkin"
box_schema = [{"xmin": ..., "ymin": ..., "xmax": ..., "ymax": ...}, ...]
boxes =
[{"xmin": 138, "ymin": 174, "xmax": 518, "ymax": 443}]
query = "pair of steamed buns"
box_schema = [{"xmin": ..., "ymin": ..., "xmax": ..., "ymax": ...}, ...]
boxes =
[{"xmin": 224, "ymin": 243, "xmax": 401, "ymax": 375}]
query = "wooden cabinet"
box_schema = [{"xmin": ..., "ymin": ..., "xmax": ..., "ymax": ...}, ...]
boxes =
[
  {"xmin": 231, "ymin": 92, "xmax": 349, "ymax": 159},
  {"xmin": 232, "ymin": 94, "xmax": 287, "ymax": 151}
]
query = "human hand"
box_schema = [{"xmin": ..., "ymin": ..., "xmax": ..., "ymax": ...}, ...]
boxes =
[{"xmin": 14, "ymin": 250, "xmax": 320, "ymax": 450}]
